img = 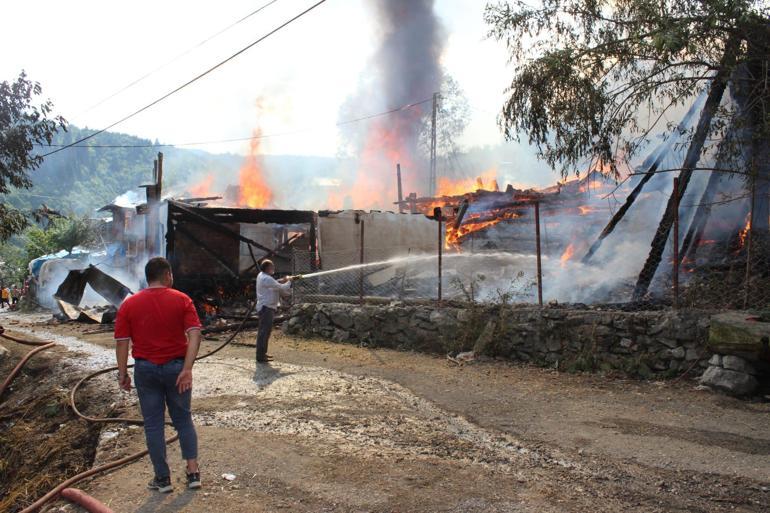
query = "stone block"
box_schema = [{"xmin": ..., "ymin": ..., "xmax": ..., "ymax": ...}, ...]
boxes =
[
  {"xmin": 708, "ymin": 354, "xmax": 722, "ymax": 366},
  {"xmin": 699, "ymin": 366, "xmax": 759, "ymax": 396},
  {"xmin": 709, "ymin": 311, "xmax": 770, "ymax": 355},
  {"xmin": 721, "ymin": 355, "xmax": 756, "ymax": 375}
]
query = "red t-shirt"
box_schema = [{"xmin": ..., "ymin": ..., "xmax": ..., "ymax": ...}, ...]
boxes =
[{"xmin": 114, "ymin": 287, "xmax": 202, "ymax": 364}]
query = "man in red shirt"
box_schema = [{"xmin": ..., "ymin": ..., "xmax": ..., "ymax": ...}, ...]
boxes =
[{"xmin": 114, "ymin": 257, "xmax": 203, "ymax": 492}]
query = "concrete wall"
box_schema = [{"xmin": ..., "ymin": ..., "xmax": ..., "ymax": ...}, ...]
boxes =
[
  {"xmin": 318, "ymin": 211, "xmax": 439, "ymax": 270},
  {"xmin": 285, "ymin": 303, "xmax": 713, "ymax": 378}
]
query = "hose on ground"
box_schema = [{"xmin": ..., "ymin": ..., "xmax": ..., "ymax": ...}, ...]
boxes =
[
  {"xmin": 0, "ymin": 300, "xmax": 257, "ymax": 513},
  {"xmin": 0, "ymin": 343, "xmax": 57, "ymax": 402}
]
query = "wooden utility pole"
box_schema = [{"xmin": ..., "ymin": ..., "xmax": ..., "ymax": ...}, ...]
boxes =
[
  {"xmin": 672, "ymin": 177, "xmax": 680, "ymax": 309},
  {"xmin": 396, "ymin": 163, "xmax": 404, "ymax": 213},
  {"xmin": 429, "ymin": 92, "xmax": 439, "ymax": 197},
  {"xmin": 534, "ymin": 202, "xmax": 543, "ymax": 307}
]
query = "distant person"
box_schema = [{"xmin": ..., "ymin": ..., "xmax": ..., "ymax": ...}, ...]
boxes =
[
  {"xmin": 114, "ymin": 257, "xmax": 203, "ymax": 493},
  {"xmin": 0, "ymin": 286, "xmax": 9, "ymax": 309},
  {"xmin": 255, "ymin": 260, "xmax": 294, "ymax": 364},
  {"xmin": 11, "ymin": 285, "xmax": 20, "ymax": 305}
]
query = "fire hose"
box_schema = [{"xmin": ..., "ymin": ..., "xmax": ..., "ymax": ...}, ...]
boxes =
[{"xmin": 0, "ymin": 301, "xmax": 256, "ymax": 513}]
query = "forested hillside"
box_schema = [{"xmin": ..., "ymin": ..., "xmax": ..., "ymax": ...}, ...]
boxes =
[{"xmin": 7, "ymin": 126, "xmax": 241, "ymax": 215}]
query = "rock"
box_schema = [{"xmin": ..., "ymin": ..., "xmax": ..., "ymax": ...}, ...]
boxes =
[
  {"xmin": 708, "ymin": 354, "xmax": 722, "ymax": 366},
  {"xmin": 545, "ymin": 338, "xmax": 561, "ymax": 352},
  {"xmin": 685, "ymin": 348, "xmax": 700, "ymax": 361},
  {"xmin": 670, "ymin": 346, "xmax": 686, "ymax": 360},
  {"xmin": 473, "ymin": 319, "xmax": 497, "ymax": 355},
  {"xmin": 721, "ymin": 355, "xmax": 756, "ymax": 375},
  {"xmin": 619, "ymin": 338, "xmax": 634, "ymax": 349},
  {"xmin": 330, "ymin": 311, "xmax": 354, "ymax": 330},
  {"xmin": 699, "ymin": 366, "xmax": 759, "ymax": 396},
  {"xmin": 709, "ymin": 311, "xmax": 770, "ymax": 355},
  {"xmin": 332, "ymin": 329, "xmax": 350, "ymax": 343},
  {"xmin": 657, "ymin": 338, "xmax": 679, "ymax": 349}
]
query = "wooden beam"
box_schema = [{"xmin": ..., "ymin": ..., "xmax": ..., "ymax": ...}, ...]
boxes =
[
  {"xmin": 168, "ymin": 200, "xmax": 288, "ymax": 261},
  {"xmin": 632, "ymin": 36, "xmax": 740, "ymax": 301}
]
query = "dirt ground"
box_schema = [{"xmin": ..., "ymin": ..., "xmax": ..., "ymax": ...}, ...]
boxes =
[{"xmin": 1, "ymin": 311, "xmax": 769, "ymax": 513}]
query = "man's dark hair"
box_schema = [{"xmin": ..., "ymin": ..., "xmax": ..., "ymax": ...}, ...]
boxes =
[
  {"xmin": 145, "ymin": 257, "xmax": 172, "ymax": 283},
  {"xmin": 260, "ymin": 259, "xmax": 274, "ymax": 272}
]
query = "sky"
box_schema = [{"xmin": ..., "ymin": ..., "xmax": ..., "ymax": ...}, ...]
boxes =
[{"xmin": 0, "ymin": 0, "xmax": 558, "ymax": 187}]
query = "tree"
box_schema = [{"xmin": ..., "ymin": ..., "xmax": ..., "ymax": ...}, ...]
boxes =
[
  {"xmin": 0, "ymin": 71, "xmax": 67, "ymax": 240},
  {"xmin": 486, "ymin": 0, "xmax": 770, "ymax": 300},
  {"xmin": 484, "ymin": 0, "xmax": 769, "ymax": 178}
]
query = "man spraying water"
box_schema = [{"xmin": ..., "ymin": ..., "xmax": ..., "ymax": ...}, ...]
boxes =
[{"xmin": 255, "ymin": 259, "xmax": 295, "ymax": 364}]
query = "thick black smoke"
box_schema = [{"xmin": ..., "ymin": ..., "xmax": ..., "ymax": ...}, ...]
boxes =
[{"xmin": 336, "ymin": 0, "xmax": 446, "ymax": 207}]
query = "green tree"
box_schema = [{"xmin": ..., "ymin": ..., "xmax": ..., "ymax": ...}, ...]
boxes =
[
  {"xmin": 484, "ymin": 0, "xmax": 770, "ymax": 177},
  {"xmin": 0, "ymin": 71, "xmax": 67, "ymax": 240}
]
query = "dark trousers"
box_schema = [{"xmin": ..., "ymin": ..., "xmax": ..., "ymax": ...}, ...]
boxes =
[
  {"xmin": 134, "ymin": 358, "xmax": 198, "ymax": 478},
  {"xmin": 256, "ymin": 306, "xmax": 275, "ymax": 361}
]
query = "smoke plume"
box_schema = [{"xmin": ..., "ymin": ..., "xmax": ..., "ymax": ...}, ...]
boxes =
[{"xmin": 333, "ymin": 0, "xmax": 446, "ymax": 209}]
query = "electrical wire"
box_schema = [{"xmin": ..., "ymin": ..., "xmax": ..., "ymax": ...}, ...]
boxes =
[
  {"xmin": 81, "ymin": 0, "xmax": 282, "ymax": 115},
  {"xmin": 42, "ymin": 0, "xmax": 329, "ymax": 158},
  {"xmin": 36, "ymin": 98, "xmax": 432, "ymax": 150}
]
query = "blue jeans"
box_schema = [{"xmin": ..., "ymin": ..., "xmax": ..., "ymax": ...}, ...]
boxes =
[{"xmin": 134, "ymin": 358, "xmax": 198, "ymax": 478}]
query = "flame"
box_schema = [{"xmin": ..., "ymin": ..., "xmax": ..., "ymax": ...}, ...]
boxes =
[
  {"xmin": 445, "ymin": 210, "xmax": 520, "ymax": 248},
  {"xmin": 237, "ymin": 128, "xmax": 273, "ymax": 208},
  {"xmin": 560, "ymin": 243, "xmax": 576, "ymax": 267},
  {"xmin": 187, "ymin": 175, "xmax": 215, "ymax": 198},
  {"xmin": 577, "ymin": 205, "xmax": 598, "ymax": 215},
  {"xmin": 738, "ymin": 217, "xmax": 751, "ymax": 248},
  {"xmin": 201, "ymin": 303, "xmax": 217, "ymax": 316},
  {"xmin": 437, "ymin": 168, "xmax": 498, "ymax": 197},
  {"xmin": 329, "ymin": 110, "xmax": 423, "ymax": 209}
]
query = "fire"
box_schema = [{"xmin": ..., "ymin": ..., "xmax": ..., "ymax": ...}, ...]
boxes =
[
  {"xmin": 560, "ymin": 243, "xmax": 576, "ymax": 267},
  {"xmin": 329, "ymin": 109, "xmax": 423, "ymax": 209},
  {"xmin": 739, "ymin": 217, "xmax": 751, "ymax": 248},
  {"xmin": 187, "ymin": 175, "xmax": 215, "ymax": 198},
  {"xmin": 445, "ymin": 210, "xmax": 520, "ymax": 248},
  {"xmin": 437, "ymin": 168, "xmax": 497, "ymax": 197},
  {"xmin": 237, "ymin": 128, "xmax": 273, "ymax": 208},
  {"xmin": 577, "ymin": 205, "xmax": 598, "ymax": 215}
]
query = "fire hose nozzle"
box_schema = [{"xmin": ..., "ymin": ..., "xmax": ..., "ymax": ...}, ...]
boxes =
[{"xmin": 289, "ymin": 274, "xmax": 304, "ymax": 281}]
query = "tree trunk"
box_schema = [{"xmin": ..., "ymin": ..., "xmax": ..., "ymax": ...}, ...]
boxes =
[{"xmin": 632, "ymin": 37, "xmax": 740, "ymax": 301}]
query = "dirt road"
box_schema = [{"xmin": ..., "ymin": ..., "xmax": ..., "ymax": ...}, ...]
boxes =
[{"xmin": 2, "ymin": 312, "xmax": 768, "ymax": 512}]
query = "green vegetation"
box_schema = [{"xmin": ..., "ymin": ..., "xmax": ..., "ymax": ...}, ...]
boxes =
[
  {"xmin": 485, "ymin": 0, "xmax": 770, "ymax": 177},
  {"xmin": 0, "ymin": 71, "xmax": 67, "ymax": 241}
]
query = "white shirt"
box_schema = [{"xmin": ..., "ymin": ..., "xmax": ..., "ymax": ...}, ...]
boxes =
[{"xmin": 256, "ymin": 272, "xmax": 291, "ymax": 311}]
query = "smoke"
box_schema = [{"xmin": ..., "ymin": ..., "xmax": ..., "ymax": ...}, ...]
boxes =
[{"xmin": 333, "ymin": 0, "xmax": 446, "ymax": 209}]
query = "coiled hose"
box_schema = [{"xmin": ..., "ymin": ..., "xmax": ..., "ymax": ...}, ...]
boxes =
[{"xmin": 0, "ymin": 301, "xmax": 256, "ymax": 513}]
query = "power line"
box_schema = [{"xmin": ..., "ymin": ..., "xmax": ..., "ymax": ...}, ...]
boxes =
[
  {"xmin": 42, "ymin": 0, "xmax": 329, "ymax": 158},
  {"xmin": 81, "ymin": 0, "xmax": 282, "ymax": 115},
  {"xmin": 36, "ymin": 98, "xmax": 432, "ymax": 149}
]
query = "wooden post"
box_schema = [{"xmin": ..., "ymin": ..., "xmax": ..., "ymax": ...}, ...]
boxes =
[
  {"xmin": 535, "ymin": 202, "xmax": 543, "ymax": 307},
  {"xmin": 359, "ymin": 220, "xmax": 365, "ymax": 304},
  {"xmin": 672, "ymin": 177, "xmax": 680, "ymax": 309},
  {"xmin": 435, "ymin": 207, "xmax": 443, "ymax": 304},
  {"xmin": 396, "ymin": 164, "xmax": 404, "ymax": 214},
  {"xmin": 744, "ymin": 177, "xmax": 755, "ymax": 309}
]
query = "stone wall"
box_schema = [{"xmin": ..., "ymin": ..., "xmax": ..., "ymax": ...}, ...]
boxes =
[{"xmin": 285, "ymin": 303, "xmax": 712, "ymax": 378}]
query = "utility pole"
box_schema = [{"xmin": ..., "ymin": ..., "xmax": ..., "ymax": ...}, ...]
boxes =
[{"xmin": 429, "ymin": 92, "xmax": 439, "ymax": 197}]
